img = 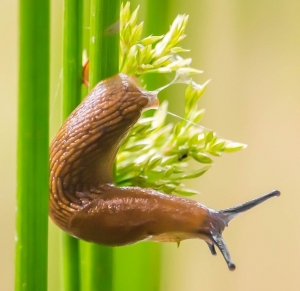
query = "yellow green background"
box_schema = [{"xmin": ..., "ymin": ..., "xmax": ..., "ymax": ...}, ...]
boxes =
[{"xmin": 1, "ymin": 1, "xmax": 299, "ymax": 290}]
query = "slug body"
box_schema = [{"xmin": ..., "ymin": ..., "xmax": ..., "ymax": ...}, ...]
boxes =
[{"xmin": 50, "ymin": 74, "xmax": 279, "ymax": 270}]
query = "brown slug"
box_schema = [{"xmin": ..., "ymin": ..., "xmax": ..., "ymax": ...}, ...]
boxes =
[{"xmin": 50, "ymin": 73, "xmax": 280, "ymax": 270}]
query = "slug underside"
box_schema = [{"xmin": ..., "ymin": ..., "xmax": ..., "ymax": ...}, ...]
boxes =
[{"xmin": 50, "ymin": 73, "xmax": 280, "ymax": 270}]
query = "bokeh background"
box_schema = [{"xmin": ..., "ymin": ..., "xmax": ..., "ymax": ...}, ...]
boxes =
[{"xmin": 1, "ymin": 0, "xmax": 300, "ymax": 290}]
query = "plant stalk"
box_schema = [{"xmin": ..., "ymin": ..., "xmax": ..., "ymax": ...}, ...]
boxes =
[
  {"xmin": 16, "ymin": 0, "xmax": 50, "ymax": 290},
  {"xmin": 61, "ymin": 0, "xmax": 83, "ymax": 290},
  {"xmin": 81, "ymin": 1, "xmax": 120, "ymax": 290}
]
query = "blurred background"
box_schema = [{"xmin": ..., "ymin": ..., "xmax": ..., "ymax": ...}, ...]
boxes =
[{"xmin": 1, "ymin": 0, "xmax": 300, "ymax": 290}]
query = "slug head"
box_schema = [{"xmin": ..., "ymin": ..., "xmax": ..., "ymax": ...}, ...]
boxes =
[
  {"xmin": 115, "ymin": 73, "xmax": 159, "ymax": 111},
  {"xmin": 203, "ymin": 190, "xmax": 280, "ymax": 270}
]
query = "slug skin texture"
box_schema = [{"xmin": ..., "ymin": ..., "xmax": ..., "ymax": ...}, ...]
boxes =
[{"xmin": 50, "ymin": 73, "xmax": 280, "ymax": 270}]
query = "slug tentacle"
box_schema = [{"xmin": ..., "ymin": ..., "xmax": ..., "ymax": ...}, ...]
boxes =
[
  {"xmin": 211, "ymin": 234, "xmax": 235, "ymax": 270},
  {"xmin": 198, "ymin": 189, "xmax": 280, "ymax": 270},
  {"xmin": 218, "ymin": 189, "xmax": 280, "ymax": 224},
  {"xmin": 50, "ymin": 73, "xmax": 280, "ymax": 270}
]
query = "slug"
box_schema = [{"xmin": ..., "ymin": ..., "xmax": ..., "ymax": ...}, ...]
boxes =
[{"xmin": 50, "ymin": 73, "xmax": 280, "ymax": 270}]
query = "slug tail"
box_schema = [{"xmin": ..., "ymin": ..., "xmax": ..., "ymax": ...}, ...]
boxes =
[{"xmin": 219, "ymin": 190, "xmax": 280, "ymax": 225}]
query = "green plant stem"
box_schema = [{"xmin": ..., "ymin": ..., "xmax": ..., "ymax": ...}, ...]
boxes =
[
  {"xmin": 81, "ymin": 1, "xmax": 119, "ymax": 290},
  {"xmin": 114, "ymin": 243, "xmax": 161, "ymax": 291},
  {"xmin": 89, "ymin": 0, "xmax": 120, "ymax": 84},
  {"xmin": 63, "ymin": 0, "xmax": 83, "ymax": 117},
  {"xmin": 61, "ymin": 0, "xmax": 83, "ymax": 290},
  {"xmin": 145, "ymin": 0, "xmax": 170, "ymax": 36},
  {"xmin": 143, "ymin": 0, "xmax": 171, "ymax": 100},
  {"xmin": 62, "ymin": 234, "xmax": 81, "ymax": 291},
  {"xmin": 16, "ymin": 0, "xmax": 50, "ymax": 290}
]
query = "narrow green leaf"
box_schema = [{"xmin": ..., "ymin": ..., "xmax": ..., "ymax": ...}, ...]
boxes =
[
  {"xmin": 131, "ymin": 21, "xmax": 144, "ymax": 44},
  {"xmin": 140, "ymin": 35, "xmax": 164, "ymax": 46},
  {"xmin": 175, "ymin": 166, "xmax": 211, "ymax": 180},
  {"xmin": 190, "ymin": 109, "xmax": 205, "ymax": 123},
  {"xmin": 205, "ymin": 131, "xmax": 214, "ymax": 144},
  {"xmin": 129, "ymin": 4, "xmax": 140, "ymax": 27},
  {"xmin": 126, "ymin": 143, "xmax": 151, "ymax": 152},
  {"xmin": 164, "ymin": 166, "xmax": 174, "ymax": 177},
  {"xmin": 209, "ymin": 141, "xmax": 226, "ymax": 153},
  {"xmin": 162, "ymin": 183, "xmax": 178, "ymax": 193},
  {"xmin": 147, "ymin": 157, "xmax": 163, "ymax": 170},
  {"xmin": 152, "ymin": 55, "xmax": 172, "ymax": 67},
  {"xmin": 174, "ymin": 187, "xmax": 200, "ymax": 196},
  {"xmin": 223, "ymin": 142, "xmax": 247, "ymax": 152},
  {"xmin": 188, "ymin": 133, "xmax": 200, "ymax": 147},
  {"xmin": 192, "ymin": 153, "xmax": 213, "ymax": 164},
  {"xmin": 170, "ymin": 47, "xmax": 190, "ymax": 53},
  {"xmin": 173, "ymin": 123, "xmax": 182, "ymax": 136}
]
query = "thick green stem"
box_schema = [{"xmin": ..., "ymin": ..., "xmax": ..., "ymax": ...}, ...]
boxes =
[
  {"xmin": 16, "ymin": 0, "xmax": 50, "ymax": 290},
  {"xmin": 63, "ymin": 0, "xmax": 83, "ymax": 116},
  {"xmin": 80, "ymin": 1, "xmax": 120, "ymax": 291},
  {"xmin": 89, "ymin": 0, "xmax": 120, "ymax": 85},
  {"xmin": 114, "ymin": 243, "xmax": 161, "ymax": 291},
  {"xmin": 61, "ymin": 0, "xmax": 83, "ymax": 290},
  {"xmin": 143, "ymin": 0, "xmax": 171, "ymax": 100}
]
